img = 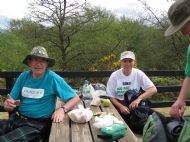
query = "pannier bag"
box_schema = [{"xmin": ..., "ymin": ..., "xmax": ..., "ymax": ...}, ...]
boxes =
[{"xmin": 143, "ymin": 112, "xmax": 190, "ymax": 142}]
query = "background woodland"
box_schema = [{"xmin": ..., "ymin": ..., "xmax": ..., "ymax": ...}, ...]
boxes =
[{"xmin": 0, "ymin": 0, "xmax": 187, "ymax": 101}]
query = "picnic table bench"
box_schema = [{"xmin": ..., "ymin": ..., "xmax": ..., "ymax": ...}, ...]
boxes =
[{"xmin": 49, "ymin": 98, "xmax": 142, "ymax": 142}]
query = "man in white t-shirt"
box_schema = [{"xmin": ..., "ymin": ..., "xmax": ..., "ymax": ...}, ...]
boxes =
[{"xmin": 106, "ymin": 51, "xmax": 157, "ymax": 115}]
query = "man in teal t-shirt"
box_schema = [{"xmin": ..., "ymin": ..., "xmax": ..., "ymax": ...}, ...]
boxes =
[
  {"xmin": 165, "ymin": 0, "xmax": 190, "ymax": 119},
  {"xmin": 0, "ymin": 46, "xmax": 80, "ymax": 142}
]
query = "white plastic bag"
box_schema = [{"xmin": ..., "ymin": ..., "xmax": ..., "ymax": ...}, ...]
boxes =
[
  {"xmin": 92, "ymin": 90, "xmax": 106, "ymax": 98},
  {"xmin": 93, "ymin": 114, "xmax": 123, "ymax": 129},
  {"xmin": 90, "ymin": 96, "xmax": 101, "ymax": 106},
  {"xmin": 89, "ymin": 84, "xmax": 95, "ymax": 97},
  {"xmin": 68, "ymin": 105, "xmax": 93, "ymax": 123}
]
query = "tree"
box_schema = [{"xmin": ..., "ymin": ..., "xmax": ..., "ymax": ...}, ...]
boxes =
[
  {"xmin": 28, "ymin": 0, "xmax": 100, "ymax": 70},
  {"xmin": 137, "ymin": 0, "xmax": 188, "ymax": 69},
  {"xmin": 0, "ymin": 32, "xmax": 29, "ymax": 71},
  {"xmin": 9, "ymin": 19, "xmax": 46, "ymax": 47}
]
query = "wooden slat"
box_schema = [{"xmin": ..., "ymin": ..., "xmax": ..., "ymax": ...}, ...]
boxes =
[
  {"xmin": 49, "ymin": 118, "xmax": 70, "ymax": 142},
  {"xmin": 0, "ymin": 85, "xmax": 182, "ymax": 95},
  {"xmin": 144, "ymin": 70, "xmax": 185, "ymax": 77},
  {"xmin": 151, "ymin": 100, "xmax": 190, "ymax": 108},
  {"xmin": 49, "ymin": 98, "xmax": 70, "ymax": 142},
  {"xmin": 88, "ymin": 105, "xmax": 105, "ymax": 142},
  {"xmin": 0, "ymin": 89, "xmax": 11, "ymax": 95},
  {"xmin": 71, "ymin": 101, "xmax": 93, "ymax": 142},
  {"xmin": 101, "ymin": 103, "xmax": 142, "ymax": 142},
  {"xmin": 0, "ymin": 70, "xmax": 185, "ymax": 78},
  {"xmin": 0, "ymin": 106, "xmax": 4, "ymax": 111},
  {"xmin": 71, "ymin": 122, "xmax": 93, "ymax": 142},
  {"xmin": 157, "ymin": 85, "xmax": 181, "ymax": 93}
]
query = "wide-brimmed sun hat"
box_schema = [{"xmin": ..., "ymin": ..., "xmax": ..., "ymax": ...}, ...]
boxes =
[
  {"xmin": 23, "ymin": 46, "xmax": 55, "ymax": 67},
  {"xmin": 165, "ymin": 0, "xmax": 190, "ymax": 36},
  {"xmin": 120, "ymin": 51, "xmax": 135, "ymax": 61}
]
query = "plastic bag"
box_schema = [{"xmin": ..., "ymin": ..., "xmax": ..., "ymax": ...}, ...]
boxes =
[
  {"xmin": 93, "ymin": 114, "xmax": 123, "ymax": 129},
  {"xmin": 90, "ymin": 96, "xmax": 101, "ymax": 106},
  {"xmin": 98, "ymin": 123, "xmax": 126, "ymax": 142},
  {"xmin": 91, "ymin": 83, "xmax": 107, "ymax": 98},
  {"xmin": 68, "ymin": 105, "xmax": 93, "ymax": 123}
]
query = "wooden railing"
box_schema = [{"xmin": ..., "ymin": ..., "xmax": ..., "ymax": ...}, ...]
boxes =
[{"xmin": 0, "ymin": 70, "xmax": 189, "ymax": 110}]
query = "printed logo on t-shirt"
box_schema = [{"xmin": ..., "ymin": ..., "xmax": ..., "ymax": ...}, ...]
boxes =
[
  {"xmin": 123, "ymin": 82, "xmax": 131, "ymax": 85},
  {"xmin": 22, "ymin": 87, "xmax": 44, "ymax": 98},
  {"xmin": 116, "ymin": 86, "xmax": 129, "ymax": 96}
]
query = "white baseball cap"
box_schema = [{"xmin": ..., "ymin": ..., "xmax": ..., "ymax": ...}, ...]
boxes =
[{"xmin": 120, "ymin": 51, "xmax": 135, "ymax": 61}]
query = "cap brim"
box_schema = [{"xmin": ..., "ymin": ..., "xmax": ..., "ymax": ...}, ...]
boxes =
[
  {"xmin": 165, "ymin": 16, "xmax": 190, "ymax": 36},
  {"xmin": 23, "ymin": 55, "xmax": 55, "ymax": 68},
  {"xmin": 120, "ymin": 57, "xmax": 135, "ymax": 61}
]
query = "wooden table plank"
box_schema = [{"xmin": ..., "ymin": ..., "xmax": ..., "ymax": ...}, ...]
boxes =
[
  {"xmin": 49, "ymin": 115, "xmax": 70, "ymax": 142},
  {"xmin": 49, "ymin": 98, "xmax": 70, "ymax": 142},
  {"xmin": 49, "ymin": 98, "xmax": 143, "ymax": 142},
  {"xmin": 71, "ymin": 101, "xmax": 93, "ymax": 142},
  {"xmin": 89, "ymin": 105, "xmax": 105, "ymax": 142},
  {"xmin": 101, "ymin": 102, "xmax": 142, "ymax": 142},
  {"xmin": 71, "ymin": 122, "xmax": 93, "ymax": 142}
]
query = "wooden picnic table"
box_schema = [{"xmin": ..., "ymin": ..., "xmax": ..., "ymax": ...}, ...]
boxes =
[{"xmin": 49, "ymin": 98, "xmax": 142, "ymax": 142}]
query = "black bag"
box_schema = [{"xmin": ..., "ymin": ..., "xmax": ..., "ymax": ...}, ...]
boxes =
[
  {"xmin": 128, "ymin": 106, "xmax": 153, "ymax": 134},
  {"xmin": 123, "ymin": 90, "xmax": 153, "ymax": 134},
  {"xmin": 124, "ymin": 89, "xmax": 151, "ymax": 107}
]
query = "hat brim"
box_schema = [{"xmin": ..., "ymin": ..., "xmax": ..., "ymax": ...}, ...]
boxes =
[
  {"xmin": 120, "ymin": 56, "xmax": 135, "ymax": 61},
  {"xmin": 165, "ymin": 16, "xmax": 190, "ymax": 36},
  {"xmin": 23, "ymin": 55, "xmax": 55, "ymax": 68}
]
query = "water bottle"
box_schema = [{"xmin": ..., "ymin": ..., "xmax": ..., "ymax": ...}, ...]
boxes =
[{"xmin": 82, "ymin": 80, "xmax": 92, "ymax": 101}]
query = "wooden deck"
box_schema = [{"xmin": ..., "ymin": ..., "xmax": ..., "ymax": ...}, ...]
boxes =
[{"xmin": 49, "ymin": 98, "xmax": 142, "ymax": 142}]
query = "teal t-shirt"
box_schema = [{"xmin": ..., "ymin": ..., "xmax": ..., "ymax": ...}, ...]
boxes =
[
  {"xmin": 10, "ymin": 69, "xmax": 76, "ymax": 118},
  {"xmin": 185, "ymin": 45, "xmax": 190, "ymax": 77}
]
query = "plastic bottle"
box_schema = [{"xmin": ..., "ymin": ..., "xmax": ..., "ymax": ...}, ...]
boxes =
[{"xmin": 82, "ymin": 80, "xmax": 92, "ymax": 101}]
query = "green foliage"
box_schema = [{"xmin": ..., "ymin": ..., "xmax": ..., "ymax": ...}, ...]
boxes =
[
  {"xmin": 10, "ymin": 19, "xmax": 47, "ymax": 47},
  {"xmin": 67, "ymin": 15, "xmax": 182, "ymax": 71},
  {"xmin": 0, "ymin": 32, "xmax": 29, "ymax": 71},
  {"xmin": 149, "ymin": 76, "xmax": 183, "ymax": 101},
  {"xmin": 151, "ymin": 76, "xmax": 183, "ymax": 86},
  {"xmin": 1, "ymin": 4, "xmax": 186, "ymax": 72}
]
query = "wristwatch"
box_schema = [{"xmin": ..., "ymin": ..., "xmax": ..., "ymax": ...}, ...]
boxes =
[{"xmin": 61, "ymin": 106, "xmax": 69, "ymax": 113}]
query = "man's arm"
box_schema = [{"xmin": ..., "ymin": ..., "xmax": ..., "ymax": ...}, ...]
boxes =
[
  {"xmin": 129, "ymin": 86, "xmax": 157, "ymax": 110},
  {"xmin": 170, "ymin": 77, "xmax": 190, "ymax": 119},
  {"xmin": 51, "ymin": 95, "xmax": 80, "ymax": 123},
  {"xmin": 110, "ymin": 97, "xmax": 130, "ymax": 115}
]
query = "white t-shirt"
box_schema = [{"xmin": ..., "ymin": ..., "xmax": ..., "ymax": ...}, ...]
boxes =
[{"xmin": 106, "ymin": 68, "xmax": 155, "ymax": 100}]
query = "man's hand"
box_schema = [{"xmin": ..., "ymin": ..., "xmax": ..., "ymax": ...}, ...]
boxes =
[
  {"xmin": 51, "ymin": 108, "xmax": 65, "ymax": 123},
  {"xmin": 4, "ymin": 94, "xmax": 20, "ymax": 111},
  {"xmin": 129, "ymin": 97, "xmax": 142, "ymax": 110},
  {"xmin": 170, "ymin": 99, "xmax": 186, "ymax": 119},
  {"xmin": 119, "ymin": 105, "xmax": 130, "ymax": 115}
]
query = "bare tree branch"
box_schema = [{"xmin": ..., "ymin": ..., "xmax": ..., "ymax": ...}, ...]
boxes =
[{"xmin": 28, "ymin": 0, "xmax": 99, "ymax": 69}]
